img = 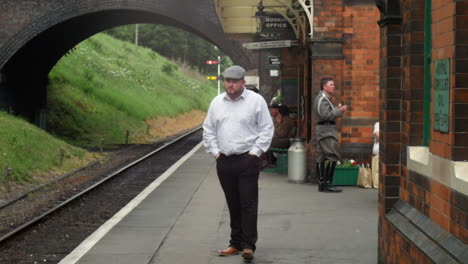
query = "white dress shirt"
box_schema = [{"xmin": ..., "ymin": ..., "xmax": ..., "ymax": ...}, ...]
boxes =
[{"xmin": 203, "ymin": 88, "xmax": 274, "ymax": 157}]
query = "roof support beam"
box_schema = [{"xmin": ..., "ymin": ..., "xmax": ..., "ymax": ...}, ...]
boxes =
[{"xmin": 296, "ymin": 0, "xmax": 313, "ymax": 38}]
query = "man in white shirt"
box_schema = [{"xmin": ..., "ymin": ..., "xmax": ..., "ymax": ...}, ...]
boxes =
[{"xmin": 203, "ymin": 65, "xmax": 274, "ymax": 261}]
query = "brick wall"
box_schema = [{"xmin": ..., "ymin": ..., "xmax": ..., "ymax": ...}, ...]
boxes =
[
  {"xmin": 401, "ymin": 0, "xmax": 425, "ymax": 148},
  {"xmin": 378, "ymin": 21, "xmax": 402, "ymax": 214},
  {"xmin": 341, "ymin": 5, "xmax": 381, "ymax": 163},
  {"xmin": 431, "ymin": 0, "xmax": 456, "ymax": 159},
  {"xmin": 398, "ymin": 0, "xmax": 467, "ymax": 244},
  {"xmin": 313, "ymin": 0, "xmax": 344, "ymax": 39},
  {"xmin": 308, "ymin": 1, "xmax": 381, "ymax": 166},
  {"xmin": 0, "ymin": 0, "xmax": 253, "ymax": 70},
  {"xmin": 380, "ymin": 218, "xmax": 432, "ymax": 263},
  {"xmin": 378, "ymin": 0, "xmax": 468, "ymax": 262},
  {"xmin": 453, "ymin": 1, "xmax": 468, "ymax": 161}
]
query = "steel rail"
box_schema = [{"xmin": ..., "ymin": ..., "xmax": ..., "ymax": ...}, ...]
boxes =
[{"xmin": 0, "ymin": 126, "xmax": 202, "ymax": 244}]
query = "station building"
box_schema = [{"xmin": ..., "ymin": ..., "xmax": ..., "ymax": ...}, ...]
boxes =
[{"xmin": 215, "ymin": 0, "xmax": 467, "ymax": 262}]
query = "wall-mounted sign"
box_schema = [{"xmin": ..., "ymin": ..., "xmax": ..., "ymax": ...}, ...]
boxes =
[
  {"xmin": 256, "ymin": 13, "xmax": 296, "ymax": 41},
  {"xmin": 268, "ymin": 56, "xmax": 281, "ymax": 66},
  {"xmin": 434, "ymin": 58, "xmax": 450, "ymax": 133},
  {"xmin": 242, "ymin": 40, "xmax": 298, "ymax": 50}
]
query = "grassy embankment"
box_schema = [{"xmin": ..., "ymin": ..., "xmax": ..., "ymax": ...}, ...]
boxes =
[{"xmin": 0, "ymin": 33, "xmax": 217, "ymax": 192}]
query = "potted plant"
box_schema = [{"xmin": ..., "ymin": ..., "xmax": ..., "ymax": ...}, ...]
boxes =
[{"xmin": 333, "ymin": 159, "xmax": 359, "ymax": 185}]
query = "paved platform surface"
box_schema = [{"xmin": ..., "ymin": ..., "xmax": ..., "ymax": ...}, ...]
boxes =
[{"xmin": 61, "ymin": 142, "xmax": 378, "ymax": 264}]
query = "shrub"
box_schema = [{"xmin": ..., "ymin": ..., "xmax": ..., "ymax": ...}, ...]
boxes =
[{"xmin": 161, "ymin": 63, "xmax": 177, "ymax": 75}]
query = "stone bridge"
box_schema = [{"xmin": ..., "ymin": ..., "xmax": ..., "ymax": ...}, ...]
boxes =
[{"xmin": 0, "ymin": 0, "xmax": 254, "ymax": 125}]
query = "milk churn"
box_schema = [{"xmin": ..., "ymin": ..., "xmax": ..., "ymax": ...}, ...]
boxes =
[{"xmin": 288, "ymin": 138, "xmax": 307, "ymax": 183}]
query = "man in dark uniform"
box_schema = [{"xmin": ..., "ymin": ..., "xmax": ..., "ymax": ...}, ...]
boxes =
[{"xmin": 314, "ymin": 77, "xmax": 348, "ymax": 192}]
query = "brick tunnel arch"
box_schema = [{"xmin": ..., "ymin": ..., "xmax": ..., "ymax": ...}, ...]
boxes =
[{"xmin": 0, "ymin": 1, "xmax": 253, "ymax": 124}]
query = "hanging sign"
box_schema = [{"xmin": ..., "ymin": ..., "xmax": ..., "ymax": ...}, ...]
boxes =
[
  {"xmin": 242, "ymin": 40, "xmax": 298, "ymax": 50},
  {"xmin": 257, "ymin": 13, "xmax": 296, "ymax": 41}
]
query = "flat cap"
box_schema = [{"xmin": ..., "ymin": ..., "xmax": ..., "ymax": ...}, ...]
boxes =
[{"xmin": 223, "ymin": 65, "xmax": 245, "ymax": 79}]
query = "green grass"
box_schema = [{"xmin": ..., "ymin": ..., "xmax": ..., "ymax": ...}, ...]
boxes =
[
  {"xmin": 0, "ymin": 32, "xmax": 218, "ymax": 185},
  {"xmin": 47, "ymin": 33, "xmax": 217, "ymax": 146},
  {"xmin": 0, "ymin": 112, "xmax": 90, "ymax": 184}
]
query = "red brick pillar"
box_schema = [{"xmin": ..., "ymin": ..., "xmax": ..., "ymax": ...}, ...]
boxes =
[
  {"xmin": 376, "ymin": 2, "xmax": 403, "ymax": 262},
  {"xmin": 306, "ymin": 0, "xmax": 345, "ymax": 180},
  {"xmin": 451, "ymin": 2, "xmax": 468, "ymax": 160},
  {"xmin": 378, "ymin": 19, "xmax": 402, "ymax": 212}
]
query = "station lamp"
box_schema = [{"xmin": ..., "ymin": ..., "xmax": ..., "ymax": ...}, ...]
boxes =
[{"xmin": 255, "ymin": 0, "xmax": 267, "ymax": 17}]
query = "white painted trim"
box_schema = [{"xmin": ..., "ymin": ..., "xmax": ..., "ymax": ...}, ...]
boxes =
[
  {"xmin": 297, "ymin": 0, "xmax": 313, "ymax": 38},
  {"xmin": 407, "ymin": 146, "xmax": 468, "ymax": 195},
  {"xmin": 454, "ymin": 161, "xmax": 468, "ymax": 182}
]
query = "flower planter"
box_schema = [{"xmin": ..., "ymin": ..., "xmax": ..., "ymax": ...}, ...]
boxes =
[{"xmin": 332, "ymin": 166, "xmax": 359, "ymax": 185}]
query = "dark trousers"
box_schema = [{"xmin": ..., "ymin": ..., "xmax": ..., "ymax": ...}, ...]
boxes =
[{"xmin": 216, "ymin": 153, "xmax": 261, "ymax": 251}]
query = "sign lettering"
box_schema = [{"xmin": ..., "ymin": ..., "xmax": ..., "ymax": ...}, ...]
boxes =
[
  {"xmin": 256, "ymin": 13, "xmax": 296, "ymax": 41},
  {"xmin": 434, "ymin": 58, "xmax": 450, "ymax": 132}
]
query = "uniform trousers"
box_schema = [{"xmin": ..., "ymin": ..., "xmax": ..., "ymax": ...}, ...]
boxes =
[
  {"xmin": 317, "ymin": 136, "xmax": 340, "ymax": 162},
  {"xmin": 216, "ymin": 152, "xmax": 261, "ymax": 251}
]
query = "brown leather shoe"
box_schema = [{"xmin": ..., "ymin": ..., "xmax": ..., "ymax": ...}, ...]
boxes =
[
  {"xmin": 241, "ymin": 248, "xmax": 254, "ymax": 260},
  {"xmin": 217, "ymin": 246, "xmax": 240, "ymax": 256}
]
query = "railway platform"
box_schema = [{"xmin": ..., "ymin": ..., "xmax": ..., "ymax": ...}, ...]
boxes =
[{"xmin": 60, "ymin": 142, "xmax": 378, "ymax": 264}]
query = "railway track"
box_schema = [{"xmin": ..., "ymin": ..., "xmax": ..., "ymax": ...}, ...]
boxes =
[{"xmin": 0, "ymin": 128, "xmax": 202, "ymax": 263}]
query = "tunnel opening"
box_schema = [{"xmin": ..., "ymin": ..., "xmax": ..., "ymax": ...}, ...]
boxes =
[{"xmin": 0, "ymin": 9, "xmax": 225, "ymax": 127}]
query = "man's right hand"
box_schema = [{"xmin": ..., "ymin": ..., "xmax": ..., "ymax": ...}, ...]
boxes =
[
  {"xmin": 215, "ymin": 153, "xmax": 220, "ymax": 159},
  {"xmin": 339, "ymin": 105, "xmax": 348, "ymax": 112}
]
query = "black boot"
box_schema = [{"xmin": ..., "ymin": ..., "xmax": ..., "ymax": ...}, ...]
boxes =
[
  {"xmin": 266, "ymin": 150, "xmax": 277, "ymax": 167},
  {"xmin": 324, "ymin": 161, "xmax": 342, "ymax": 193},
  {"xmin": 316, "ymin": 161, "xmax": 326, "ymax": 192}
]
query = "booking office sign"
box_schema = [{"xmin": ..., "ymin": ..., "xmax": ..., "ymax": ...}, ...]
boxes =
[
  {"xmin": 256, "ymin": 13, "xmax": 296, "ymax": 41},
  {"xmin": 434, "ymin": 58, "xmax": 450, "ymax": 133}
]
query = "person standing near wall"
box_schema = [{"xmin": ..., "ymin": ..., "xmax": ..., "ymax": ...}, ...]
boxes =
[
  {"xmin": 371, "ymin": 122, "xmax": 380, "ymax": 188},
  {"xmin": 314, "ymin": 77, "xmax": 348, "ymax": 192},
  {"xmin": 271, "ymin": 105, "xmax": 295, "ymax": 149},
  {"xmin": 203, "ymin": 65, "xmax": 274, "ymax": 261}
]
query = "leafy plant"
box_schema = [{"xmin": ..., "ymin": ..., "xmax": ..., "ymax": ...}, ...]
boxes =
[{"xmin": 337, "ymin": 159, "xmax": 358, "ymax": 167}]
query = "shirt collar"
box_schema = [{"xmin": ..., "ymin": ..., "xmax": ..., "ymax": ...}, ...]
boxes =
[{"xmin": 223, "ymin": 87, "xmax": 247, "ymax": 102}]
